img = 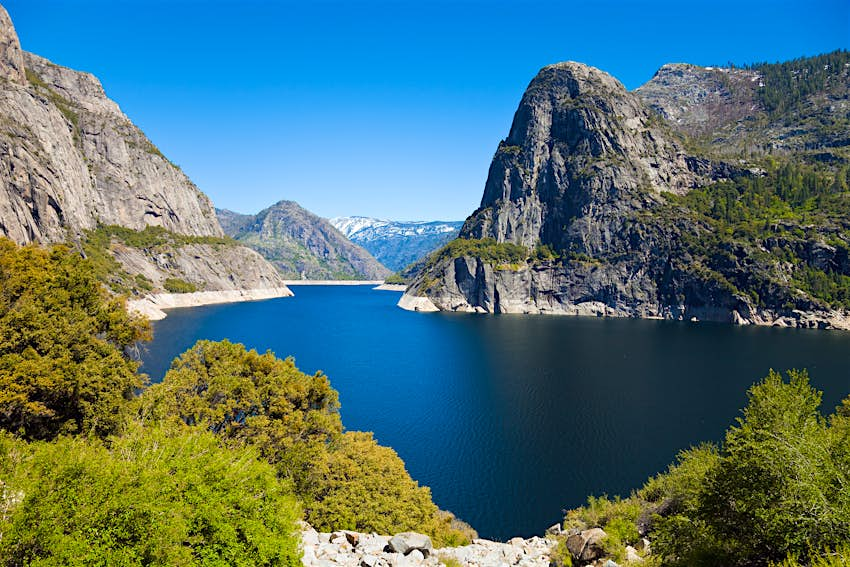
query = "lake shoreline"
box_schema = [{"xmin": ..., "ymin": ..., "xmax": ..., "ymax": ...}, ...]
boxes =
[{"xmin": 127, "ymin": 287, "xmax": 294, "ymax": 321}]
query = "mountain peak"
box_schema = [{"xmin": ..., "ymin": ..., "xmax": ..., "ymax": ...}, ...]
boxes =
[{"xmin": 0, "ymin": 4, "xmax": 26, "ymax": 84}]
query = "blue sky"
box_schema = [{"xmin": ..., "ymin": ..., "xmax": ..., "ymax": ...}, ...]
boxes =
[{"xmin": 4, "ymin": 0, "xmax": 848, "ymax": 221}]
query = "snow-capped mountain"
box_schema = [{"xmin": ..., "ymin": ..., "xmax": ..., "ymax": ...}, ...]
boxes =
[{"xmin": 329, "ymin": 216, "xmax": 463, "ymax": 272}]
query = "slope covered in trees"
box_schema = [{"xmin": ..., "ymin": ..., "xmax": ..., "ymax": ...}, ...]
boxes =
[{"xmin": 0, "ymin": 239, "xmax": 469, "ymax": 565}]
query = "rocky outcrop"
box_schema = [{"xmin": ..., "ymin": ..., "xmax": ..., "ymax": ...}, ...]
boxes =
[
  {"xmin": 635, "ymin": 63, "xmax": 762, "ymax": 141},
  {"xmin": 0, "ymin": 5, "xmax": 287, "ymax": 296},
  {"xmin": 218, "ymin": 202, "xmax": 391, "ymax": 280},
  {"xmin": 462, "ymin": 62, "xmax": 708, "ymax": 252},
  {"xmin": 0, "ymin": 5, "xmax": 25, "ymax": 84},
  {"xmin": 110, "ymin": 241, "xmax": 288, "ymax": 292},
  {"xmin": 299, "ymin": 524, "xmax": 556, "ymax": 567},
  {"xmin": 400, "ymin": 62, "xmax": 728, "ymax": 321},
  {"xmin": 636, "ymin": 53, "xmax": 850, "ymax": 154},
  {"xmin": 566, "ymin": 528, "xmax": 607, "ymax": 563},
  {"xmin": 400, "ymin": 57, "xmax": 850, "ymax": 330},
  {"xmin": 0, "ymin": 48, "xmax": 223, "ymax": 242}
]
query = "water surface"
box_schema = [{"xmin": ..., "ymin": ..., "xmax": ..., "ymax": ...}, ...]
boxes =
[{"xmin": 140, "ymin": 285, "xmax": 850, "ymax": 540}]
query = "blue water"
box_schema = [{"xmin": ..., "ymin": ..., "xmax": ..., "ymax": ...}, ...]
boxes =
[{"xmin": 140, "ymin": 285, "xmax": 850, "ymax": 540}]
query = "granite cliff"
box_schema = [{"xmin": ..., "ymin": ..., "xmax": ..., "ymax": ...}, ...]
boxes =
[
  {"xmin": 401, "ymin": 52, "xmax": 850, "ymax": 329},
  {"xmin": 218, "ymin": 201, "xmax": 390, "ymax": 280},
  {"xmin": 0, "ymin": 5, "xmax": 287, "ymax": 297}
]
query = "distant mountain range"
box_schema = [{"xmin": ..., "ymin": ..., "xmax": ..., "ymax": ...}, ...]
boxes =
[
  {"xmin": 330, "ymin": 217, "xmax": 464, "ymax": 272},
  {"xmin": 217, "ymin": 202, "xmax": 390, "ymax": 280}
]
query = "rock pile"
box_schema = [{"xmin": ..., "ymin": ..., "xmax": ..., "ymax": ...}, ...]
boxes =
[{"xmin": 299, "ymin": 524, "xmax": 557, "ymax": 567}]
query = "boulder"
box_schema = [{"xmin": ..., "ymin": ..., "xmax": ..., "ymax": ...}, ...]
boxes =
[
  {"xmin": 546, "ymin": 523, "xmax": 563, "ymax": 536},
  {"xmin": 388, "ymin": 532, "xmax": 433, "ymax": 556},
  {"xmin": 625, "ymin": 545, "xmax": 643, "ymax": 563},
  {"xmin": 302, "ymin": 528, "xmax": 320, "ymax": 546},
  {"xmin": 342, "ymin": 530, "xmax": 361, "ymax": 547},
  {"xmin": 565, "ymin": 528, "xmax": 608, "ymax": 562}
]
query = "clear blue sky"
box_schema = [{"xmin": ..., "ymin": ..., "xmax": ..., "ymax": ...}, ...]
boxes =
[{"xmin": 4, "ymin": 1, "xmax": 848, "ymax": 221}]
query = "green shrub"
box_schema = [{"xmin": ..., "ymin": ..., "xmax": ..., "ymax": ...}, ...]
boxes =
[
  {"xmin": 650, "ymin": 370, "xmax": 850, "ymax": 566},
  {"xmin": 430, "ymin": 238, "xmax": 529, "ymax": 267},
  {"xmin": 0, "ymin": 239, "xmax": 150, "ymax": 440},
  {"xmin": 134, "ymin": 273, "xmax": 153, "ymax": 291},
  {"xmin": 303, "ymin": 431, "xmax": 473, "ymax": 545},
  {"xmin": 141, "ymin": 340, "xmax": 473, "ymax": 546},
  {"xmin": 0, "ymin": 427, "xmax": 300, "ymax": 566},
  {"xmin": 140, "ymin": 339, "xmax": 342, "ymax": 493},
  {"xmin": 384, "ymin": 273, "xmax": 407, "ymax": 285},
  {"xmin": 163, "ymin": 277, "xmax": 198, "ymax": 293}
]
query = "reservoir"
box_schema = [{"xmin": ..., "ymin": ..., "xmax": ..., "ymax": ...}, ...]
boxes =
[{"xmin": 140, "ymin": 285, "xmax": 850, "ymax": 541}]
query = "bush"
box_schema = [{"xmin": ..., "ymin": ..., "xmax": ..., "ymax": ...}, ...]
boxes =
[
  {"xmin": 302, "ymin": 431, "xmax": 474, "ymax": 546},
  {"xmin": 140, "ymin": 339, "xmax": 342, "ymax": 493},
  {"xmin": 142, "ymin": 340, "xmax": 473, "ymax": 546},
  {"xmin": 384, "ymin": 273, "xmax": 407, "ymax": 285},
  {"xmin": 163, "ymin": 277, "xmax": 199, "ymax": 293},
  {"xmin": 650, "ymin": 370, "xmax": 850, "ymax": 566},
  {"xmin": 430, "ymin": 238, "xmax": 529, "ymax": 267},
  {"xmin": 0, "ymin": 427, "xmax": 301, "ymax": 566},
  {"xmin": 0, "ymin": 239, "xmax": 150, "ymax": 440}
]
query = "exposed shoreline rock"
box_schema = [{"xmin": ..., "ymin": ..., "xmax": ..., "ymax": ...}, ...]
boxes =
[
  {"xmin": 373, "ymin": 283, "xmax": 407, "ymax": 291},
  {"xmin": 399, "ymin": 257, "xmax": 850, "ymax": 330},
  {"xmin": 127, "ymin": 287, "xmax": 293, "ymax": 321},
  {"xmin": 299, "ymin": 524, "xmax": 557, "ymax": 567}
]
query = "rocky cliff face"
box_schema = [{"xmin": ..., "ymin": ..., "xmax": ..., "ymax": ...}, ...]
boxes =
[
  {"xmin": 218, "ymin": 202, "xmax": 391, "ymax": 280},
  {"xmin": 401, "ymin": 55, "xmax": 850, "ymax": 329},
  {"xmin": 462, "ymin": 62, "xmax": 708, "ymax": 252},
  {"xmin": 403, "ymin": 62, "xmax": 720, "ymax": 318},
  {"xmin": 0, "ymin": 4, "xmax": 286, "ymax": 294}
]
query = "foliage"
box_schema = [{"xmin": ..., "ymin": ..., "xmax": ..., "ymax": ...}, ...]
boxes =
[
  {"xmin": 141, "ymin": 340, "xmax": 473, "ymax": 546},
  {"xmin": 0, "ymin": 239, "xmax": 149, "ymax": 440},
  {"xmin": 649, "ymin": 370, "xmax": 850, "ymax": 566},
  {"xmin": 772, "ymin": 547, "xmax": 850, "ymax": 567},
  {"xmin": 383, "ymin": 273, "xmax": 407, "ymax": 285},
  {"xmin": 548, "ymin": 538, "xmax": 574, "ymax": 567},
  {"xmin": 0, "ymin": 427, "xmax": 301, "ymax": 567},
  {"xmin": 302, "ymin": 431, "xmax": 473, "ymax": 546},
  {"xmin": 563, "ymin": 495, "xmax": 643, "ymax": 560},
  {"xmin": 661, "ymin": 159, "xmax": 850, "ymax": 310},
  {"xmin": 430, "ymin": 238, "xmax": 529, "ymax": 267},
  {"xmin": 86, "ymin": 224, "xmax": 234, "ymax": 251},
  {"xmin": 532, "ymin": 242, "xmax": 560, "ymax": 262},
  {"xmin": 140, "ymin": 339, "xmax": 342, "ymax": 493},
  {"xmin": 163, "ymin": 277, "xmax": 198, "ymax": 293},
  {"xmin": 81, "ymin": 224, "xmax": 234, "ymax": 294},
  {"xmin": 745, "ymin": 50, "xmax": 850, "ymax": 116}
]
